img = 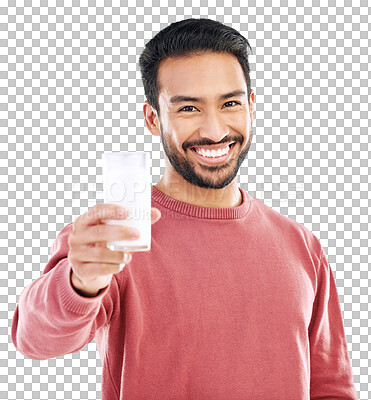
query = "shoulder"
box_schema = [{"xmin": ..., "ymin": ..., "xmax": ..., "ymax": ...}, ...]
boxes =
[{"xmin": 247, "ymin": 192, "xmax": 322, "ymax": 257}]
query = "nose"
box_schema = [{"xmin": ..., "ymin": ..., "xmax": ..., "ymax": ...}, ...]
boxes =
[{"xmin": 197, "ymin": 109, "xmax": 230, "ymax": 144}]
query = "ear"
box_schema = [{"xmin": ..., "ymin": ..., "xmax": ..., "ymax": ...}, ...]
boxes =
[
  {"xmin": 249, "ymin": 89, "xmax": 255, "ymax": 126},
  {"xmin": 143, "ymin": 101, "xmax": 161, "ymax": 137}
]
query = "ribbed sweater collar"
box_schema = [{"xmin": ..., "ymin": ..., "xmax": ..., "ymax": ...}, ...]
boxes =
[{"xmin": 151, "ymin": 185, "xmax": 251, "ymax": 220}]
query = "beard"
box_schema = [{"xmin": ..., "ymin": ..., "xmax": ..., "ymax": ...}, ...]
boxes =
[{"xmin": 159, "ymin": 122, "xmax": 253, "ymax": 190}]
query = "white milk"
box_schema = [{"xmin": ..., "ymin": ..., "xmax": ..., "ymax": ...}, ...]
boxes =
[{"xmin": 102, "ymin": 151, "xmax": 151, "ymax": 252}]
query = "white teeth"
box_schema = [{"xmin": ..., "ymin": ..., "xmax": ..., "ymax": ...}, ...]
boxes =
[{"xmin": 195, "ymin": 145, "xmax": 230, "ymax": 158}]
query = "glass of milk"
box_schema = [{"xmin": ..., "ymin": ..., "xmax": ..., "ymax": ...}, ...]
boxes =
[{"xmin": 102, "ymin": 151, "xmax": 151, "ymax": 252}]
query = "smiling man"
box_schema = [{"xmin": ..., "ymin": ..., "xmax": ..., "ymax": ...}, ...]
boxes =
[
  {"xmin": 144, "ymin": 51, "xmax": 254, "ymax": 208},
  {"xmin": 12, "ymin": 18, "xmax": 358, "ymax": 400}
]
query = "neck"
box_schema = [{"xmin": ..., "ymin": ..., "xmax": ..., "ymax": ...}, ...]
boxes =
[{"xmin": 154, "ymin": 176, "xmax": 242, "ymax": 208}]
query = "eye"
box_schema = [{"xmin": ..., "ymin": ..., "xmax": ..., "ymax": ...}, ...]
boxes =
[
  {"xmin": 223, "ymin": 101, "xmax": 240, "ymax": 108},
  {"xmin": 179, "ymin": 101, "xmax": 241, "ymax": 112},
  {"xmin": 179, "ymin": 105, "xmax": 197, "ymax": 112}
]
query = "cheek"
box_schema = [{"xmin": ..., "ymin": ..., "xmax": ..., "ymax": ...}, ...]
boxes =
[
  {"xmin": 227, "ymin": 112, "xmax": 250, "ymax": 134},
  {"xmin": 167, "ymin": 118, "xmax": 194, "ymax": 146}
]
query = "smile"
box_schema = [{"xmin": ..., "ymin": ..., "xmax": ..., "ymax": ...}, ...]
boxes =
[{"xmin": 190, "ymin": 142, "xmax": 236, "ymax": 165}]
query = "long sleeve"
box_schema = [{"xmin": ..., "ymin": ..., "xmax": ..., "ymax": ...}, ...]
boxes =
[
  {"xmin": 11, "ymin": 223, "xmax": 120, "ymax": 360},
  {"xmin": 308, "ymin": 246, "xmax": 358, "ymax": 399}
]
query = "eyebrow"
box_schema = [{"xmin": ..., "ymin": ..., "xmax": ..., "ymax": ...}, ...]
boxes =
[{"xmin": 169, "ymin": 90, "xmax": 246, "ymax": 104}]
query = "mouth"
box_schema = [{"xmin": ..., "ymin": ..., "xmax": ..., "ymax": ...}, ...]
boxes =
[{"xmin": 189, "ymin": 142, "xmax": 236, "ymax": 165}]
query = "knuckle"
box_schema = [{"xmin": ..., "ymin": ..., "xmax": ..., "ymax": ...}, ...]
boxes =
[
  {"xmin": 94, "ymin": 204, "xmax": 110, "ymax": 220},
  {"xmin": 67, "ymin": 248, "xmax": 75, "ymax": 261},
  {"xmin": 83, "ymin": 213, "xmax": 93, "ymax": 225},
  {"xmin": 67, "ymin": 232, "xmax": 75, "ymax": 248},
  {"xmin": 95, "ymin": 224, "xmax": 104, "ymax": 239},
  {"xmin": 87, "ymin": 208, "xmax": 98, "ymax": 222},
  {"xmin": 68, "ymin": 252, "xmax": 81, "ymax": 269},
  {"xmin": 71, "ymin": 221, "xmax": 77, "ymax": 233},
  {"xmin": 95, "ymin": 209, "xmax": 104, "ymax": 220},
  {"xmin": 84, "ymin": 206, "xmax": 97, "ymax": 222},
  {"xmin": 69, "ymin": 255, "xmax": 80, "ymax": 272}
]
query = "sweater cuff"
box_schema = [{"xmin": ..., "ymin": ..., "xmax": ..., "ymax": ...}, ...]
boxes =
[{"xmin": 55, "ymin": 258, "xmax": 110, "ymax": 315}]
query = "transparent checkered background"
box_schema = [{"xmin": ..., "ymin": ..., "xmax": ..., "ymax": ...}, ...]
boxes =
[{"xmin": 1, "ymin": 0, "xmax": 370, "ymax": 399}]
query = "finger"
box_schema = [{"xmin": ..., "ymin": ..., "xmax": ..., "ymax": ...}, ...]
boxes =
[
  {"xmin": 151, "ymin": 207, "xmax": 162, "ymax": 225},
  {"xmin": 73, "ymin": 224, "xmax": 140, "ymax": 246},
  {"xmin": 74, "ymin": 246, "xmax": 131, "ymax": 265},
  {"xmin": 74, "ymin": 203, "xmax": 129, "ymax": 230}
]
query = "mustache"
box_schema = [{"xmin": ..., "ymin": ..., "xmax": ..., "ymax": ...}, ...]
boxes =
[{"xmin": 184, "ymin": 137, "xmax": 242, "ymax": 150}]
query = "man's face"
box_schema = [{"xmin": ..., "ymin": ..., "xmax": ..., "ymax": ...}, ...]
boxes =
[{"xmin": 150, "ymin": 52, "xmax": 254, "ymax": 189}]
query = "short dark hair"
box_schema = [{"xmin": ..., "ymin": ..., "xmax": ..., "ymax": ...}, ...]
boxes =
[{"xmin": 138, "ymin": 18, "xmax": 253, "ymax": 117}]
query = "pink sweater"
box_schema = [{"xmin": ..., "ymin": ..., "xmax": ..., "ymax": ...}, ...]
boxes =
[{"xmin": 12, "ymin": 185, "xmax": 358, "ymax": 400}]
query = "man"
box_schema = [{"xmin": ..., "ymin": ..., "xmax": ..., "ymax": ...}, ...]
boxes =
[{"xmin": 12, "ymin": 18, "xmax": 357, "ymax": 399}]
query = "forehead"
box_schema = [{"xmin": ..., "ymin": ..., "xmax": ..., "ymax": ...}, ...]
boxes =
[{"xmin": 157, "ymin": 52, "xmax": 247, "ymax": 102}]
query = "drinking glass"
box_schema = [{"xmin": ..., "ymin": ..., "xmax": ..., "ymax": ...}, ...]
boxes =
[{"xmin": 102, "ymin": 151, "xmax": 151, "ymax": 252}]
